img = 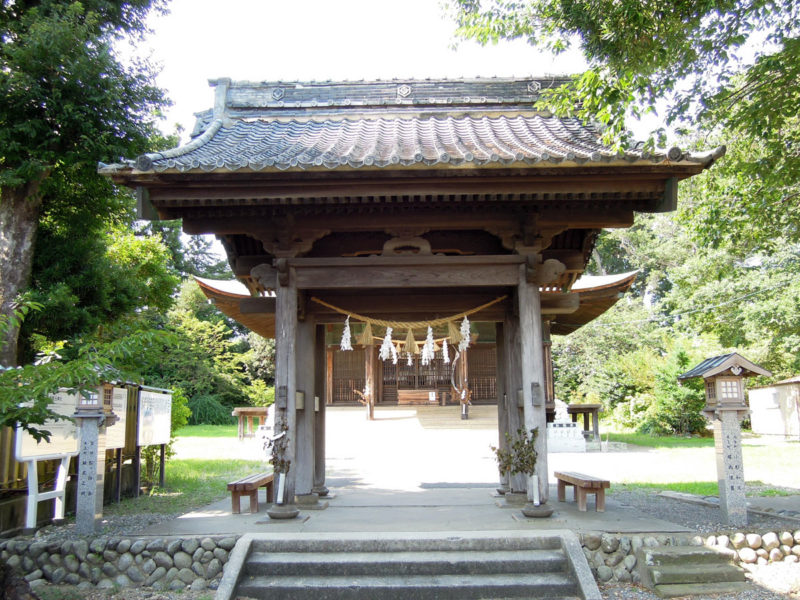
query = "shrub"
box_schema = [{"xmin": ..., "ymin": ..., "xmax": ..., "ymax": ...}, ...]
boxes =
[{"xmin": 188, "ymin": 394, "xmax": 235, "ymax": 425}]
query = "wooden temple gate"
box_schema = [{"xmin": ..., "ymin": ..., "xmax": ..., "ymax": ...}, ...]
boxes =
[{"xmin": 103, "ymin": 77, "xmax": 722, "ymax": 512}]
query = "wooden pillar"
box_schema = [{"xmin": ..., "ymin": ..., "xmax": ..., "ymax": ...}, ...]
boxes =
[
  {"xmin": 313, "ymin": 324, "xmax": 328, "ymax": 496},
  {"xmin": 294, "ymin": 317, "xmax": 315, "ymax": 498},
  {"xmin": 325, "ymin": 347, "xmax": 334, "ymax": 405},
  {"xmin": 274, "ymin": 267, "xmax": 298, "ymax": 504},
  {"xmin": 543, "ymin": 320, "xmax": 555, "ymax": 418},
  {"xmin": 502, "ymin": 310, "xmax": 526, "ymax": 494},
  {"xmin": 495, "ymin": 322, "xmax": 510, "ymax": 493},
  {"xmin": 365, "ymin": 345, "xmax": 376, "ymax": 420},
  {"xmin": 518, "ymin": 263, "xmax": 549, "ymax": 504}
]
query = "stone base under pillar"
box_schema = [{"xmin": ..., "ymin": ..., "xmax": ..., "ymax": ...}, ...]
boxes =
[
  {"xmin": 496, "ymin": 492, "xmax": 528, "ymax": 508},
  {"xmin": 266, "ymin": 504, "xmax": 300, "ymax": 519},
  {"xmin": 312, "ymin": 485, "xmax": 329, "ymax": 497},
  {"xmin": 522, "ymin": 503, "xmax": 554, "ymax": 518},
  {"xmin": 295, "ymin": 493, "xmax": 329, "ymax": 510}
]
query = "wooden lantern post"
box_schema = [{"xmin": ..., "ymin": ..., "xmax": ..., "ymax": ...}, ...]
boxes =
[{"xmin": 679, "ymin": 353, "xmax": 771, "ymax": 526}]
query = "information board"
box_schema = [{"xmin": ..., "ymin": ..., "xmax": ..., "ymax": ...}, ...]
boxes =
[
  {"xmin": 137, "ymin": 389, "xmax": 172, "ymax": 446},
  {"xmin": 105, "ymin": 387, "xmax": 129, "ymax": 450},
  {"xmin": 15, "ymin": 390, "xmax": 80, "ymax": 461}
]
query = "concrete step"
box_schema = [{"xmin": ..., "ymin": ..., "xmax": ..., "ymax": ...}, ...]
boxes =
[
  {"xmin": 653, "ymin": 581, "xmax": 753, "ymax": 598},
  {"xmin": 236, "ymin": 572, "xmax": 579, "ymax": 600},
  {"xmin": 250, "ymin": 534, "xmax": 563, "ymax": 554},
  {"xmin": 639, "ymin": 545, "xmax": 736, "ymax": 566},
  {"xmin": 650, "ymin": 564, "xmax": 746, "ymax": 585},
  {"xmin": 245, "ymin": 548, "xmax": 567, "ymax": 577}
]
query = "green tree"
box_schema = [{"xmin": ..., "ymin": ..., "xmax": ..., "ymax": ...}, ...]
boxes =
[
  {"xmin": 0, "ymin": 0, "xmax": 168, "ymax": 365},
  {"xmin": 449, "ymin": 0, "xmax": 800, "ymax": 154}
]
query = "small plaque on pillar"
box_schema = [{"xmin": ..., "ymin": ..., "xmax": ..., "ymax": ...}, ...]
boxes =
[
  {"xmin": 296, "ymin": 391, "xmax": 305, "ymax": 410},
  {"xmin": 276, "ymin": 386, "xmax": 288, "ymax": 409}
]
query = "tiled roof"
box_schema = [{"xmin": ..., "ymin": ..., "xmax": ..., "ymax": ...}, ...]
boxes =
[
  {"xmin": 99, "ymin": 78, "xmax": 725, "ymax": 175},
  {"xmin": 129, "ymin": 115, "xmax": 721, "ymax": 173}
]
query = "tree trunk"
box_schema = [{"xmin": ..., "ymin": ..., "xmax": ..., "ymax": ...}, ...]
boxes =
[{"xmin": 0, "ymin": 180, "xmax": 45, "ymax": 366}]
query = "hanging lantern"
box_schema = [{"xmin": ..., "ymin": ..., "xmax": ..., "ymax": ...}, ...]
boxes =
[
  {"xmin": 340, "ymin": 316, "xmax": 353, "ymax": 351},
  {"xmin": 379, "ymin": 327, "xmax": 394, "ymax": 361},
  {"xmin": 442, "ymin": 337, "xmax": 450, "ymax": 364},
  {"xmin": 358, "ymin": 322, "xmax": 374, "ymax": 347},
  {"xmin": 458, "ymin": 316, "xmax": 471, "ymax": 352}
]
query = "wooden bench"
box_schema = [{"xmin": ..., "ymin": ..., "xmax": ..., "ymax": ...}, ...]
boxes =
[
  {"xmin": 227, "ymin": 472, "xmax": 274, "ymax": 514},
  {"xmin": 554, "ymin": 471, "xmax": 610, "ymax": 512}
]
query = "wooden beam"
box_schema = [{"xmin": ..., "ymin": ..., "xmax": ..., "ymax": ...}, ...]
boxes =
[
  {"xmin": 239, "ymin": 297, "xmax": 276, "ymax": 314},
  {"xmin": 288, "ymin": 255, "xmax": 523, "ymax": 289},
  {"xmin": 540, "ymin": 293, "xmax": 579, "ymax": 314}
]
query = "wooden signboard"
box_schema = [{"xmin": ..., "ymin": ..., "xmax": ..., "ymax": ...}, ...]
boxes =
[
  {"xmin": 137, "ymin": 388, "xmax": 172, "ymax": 446},
  {"xmin": 14, "ymin": 390, "xmax": 80, "ymax": 461},
  {"xmin": 104, "ymin": 387, "xmax": 129, "ymax": 450}
]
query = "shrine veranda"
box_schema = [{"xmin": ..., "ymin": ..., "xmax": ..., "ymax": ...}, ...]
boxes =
[{"xmin": 101, "ymin": 77, "xmax": 722, "ymax": 508}]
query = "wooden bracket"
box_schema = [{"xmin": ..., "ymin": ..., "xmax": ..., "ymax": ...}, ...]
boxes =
[
  {"xmin": 536, "ymin": 258, "xmax": 566, "ymax": 286},
  {"xmin": 250, "ymin": 264, "xmax": 278, "ymax": 290},
  {"xmin": 275, "ymin": 258, "xmax": 289, "ymax": 287}
]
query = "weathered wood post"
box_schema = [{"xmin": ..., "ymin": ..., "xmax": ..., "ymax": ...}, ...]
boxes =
[
  {"xmin": 495, "ymin": 322, "xmax": 510, "ymax": 495},
  {"xmin": 678, "ymin": 353, "xmax": 771, "ymax": 526},
  {"xmin": 254, "ymin": 261, "xmax": 299, "ymax": 518},
  {"xmin": 517, "ymin": 255, "xmax": 565, "ymax": 517},
  {"xmin": 295, "ymin": 316, "xmax": 327, "ymax": 508},
  {"xmin": 313, "ymin": 324, "xmax": 329, "ymax": 497},
  {"xmin": 501, "ymin": 311, "xmax": 527, "ymax": 503}
]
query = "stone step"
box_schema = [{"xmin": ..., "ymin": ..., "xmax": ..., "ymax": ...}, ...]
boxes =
[
  {"xmin": 236, "ymin": 572, "xmax": 580, "ymax": 600},
  {"xmin": 653, "ymin": 581, "xmax": 754, "ymax": 598},
  {"xmin": 250, "ymin": 534, "xmax": 563, "ymax": 554},
  {"xmin": 650, "ymin": 564, "xmax": 746, "ymax": 585},
  {"xmin": 639, "ymin": 545, "xmax": 737, "ymax": 566},
  {"xmin": 245, "ymin": 548, "xmax": 567, "ymax": 577}
]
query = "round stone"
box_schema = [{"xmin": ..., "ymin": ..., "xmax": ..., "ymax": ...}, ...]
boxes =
[
  {"xmin": 780, "ymin": 532, "xmax": 794, "ymax": 546},
  {"xmin": 181, "ymin": 539, "xmax": 200, "ymax": 555},
  {"xmin": 762, "ymin": 532, "xmax": 780, "ymax": 551},
  {"xmin": 781, "ymin": 545, "xmax": 792, "ymax": 556},
  {"xmin": 117, "ymin": 552, "xmax": 134, "ymax": 572},
  {"xmin": 604, "ymin": 552, "xmax": 624, "ymax": 567},
  {"xmin": 601, "ymin": 535, "xmax": 620, "ymax": 554},
  {"xmin": 213, "ymin": 548, "xmax": 228, "ymax": 562},
  {"xmin": 716, "ymin": 535, "xmax": 730, "ymax": 548},
  {"xmin": 521, "ymin": 504, "xmax": 553, "ymax": 518},
  {"xmin": 756, "ymin": 548, "xmax": 769, "ymax": 559},
  {"xmin": 154, "ymin": 551, "xmax": 173, "ymax": 569},
  {"xmin": 746, "ymin": 533, "xmax": 763, "ymax": 549},
  {"xmin": 146, "ymin": 539, "xmax": 166, "ymax": 552},
  {"xmin": 731, "ymin": 533, "xmax": 747, "ymax": 549},
  {"xmin": 785, "ymin": 555, "xmax": 799, "ymax": 563},
  {"xmin": 583, "ymin": 534, "xmax": 602, "ymax": 551},
  {"xmin": 205, "ymin": 558, "xmax": 222, "ymax": 579},
  {"xmin": 738, "ymin": 547, "xmax": 757, "ymax": 563},
  {"xmin": 169, "ymin": 578, "xmax": 186, "ymax": 591},
  {"xmin": 146, "ymin": 566, "xmax": 167, "ymax": 586},
  {"xmin": 191, "ymin": 578, "xmax": 208, "ymax": 591},
  {"xmin": 218, "ymin": 537, "xmax": 236, "ymax": 551},
  {"xmin": 623, "ymin": 554, "xmax": 637, "ymax": 571},
  {"xmin": 173, "ymin": 551, "xmax": 192, "ymax": 570},
  {"xmin": 201, "ymin": 537, "xmax": 216, "ymax": 551},
  {"xmin": 116, "ymin": 539, "xmax": 132, "ymax": 553},
  {"xmin": 596, "ymin": 565, "xmax": 613, "ymax": 582},
  {"xmin": 178, "ymin": 567, "xmax": 195, "ymax": 584},
  {"xmin": 130, "ymin": 540, "xmax": 147, "ymax": 555},
  {"xmin": 769, "ymin": 548, "xmax": 784, "ymax": 562}
]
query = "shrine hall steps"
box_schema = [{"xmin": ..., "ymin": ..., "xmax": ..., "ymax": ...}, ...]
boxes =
[
  {"xmin": 218, "ymin": 531, "xmax": 600, "ymax": 600},
  {"xmin": 636, "ymin": 545, "xmax": 749, "ymax": 598}
]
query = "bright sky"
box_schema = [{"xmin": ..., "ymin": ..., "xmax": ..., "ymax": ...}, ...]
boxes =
[{"xmin": 134, "ymin": 0, "xmax": 588, "ymax": 138}]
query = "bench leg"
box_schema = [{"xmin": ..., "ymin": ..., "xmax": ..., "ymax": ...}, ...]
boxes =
[
  {"xmin": 576, "ymin": 487, "xmax": 588, "ymax": 512},
  {"xmin": 265, "ymin": 480, "xmax": 275, "ymax": 504},
  {"xmin": 596, "ymin": 489, "xmax": 605, "ymax": 512},
  {"xmin": 231, "ymin": 492, "xmax": 241, "ymax": 514},
  {"xmin": 557, "ymin": 480, "xmax": 567, "ymax": 502},
  {"xmin": 248, "ymin": 490, "xmax": 259, "ymax": 514}
]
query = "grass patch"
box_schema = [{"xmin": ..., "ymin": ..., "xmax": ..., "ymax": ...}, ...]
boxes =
[
  {"xmin": 176, "ymin": 424, "xmax": 239, "ymax": 438},
  {"xmin": 105, "ymin": 458, "xmax": 267, "ymax": 516},
  {"xmin": 613, "ymin": 481, "xmax": 792, "ymax": 497},
  {"xmin": 605, "ymin": 432, "xmax": 714, "ymax": 448}
]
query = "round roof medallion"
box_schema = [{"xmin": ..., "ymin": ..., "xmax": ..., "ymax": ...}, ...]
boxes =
[
  {"xmin": 527, "ymin": 81, "xmax": 542, "ymax": 93},
  {"xmin": 272, "ymin": 87, "xmax": 285, "ymax": 101},
  {"xmin": 397, "ymin": 84, "xmax": 412, "ymax": 98}
]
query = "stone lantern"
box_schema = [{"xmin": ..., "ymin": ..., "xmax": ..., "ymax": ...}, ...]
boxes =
[{"xmin": 679, "ymin": 353, "xmax": 771, "ymax": 526}]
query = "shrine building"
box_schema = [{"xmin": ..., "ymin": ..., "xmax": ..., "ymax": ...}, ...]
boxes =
[{"xmin": 101, "ymin": 78, "xmax": 723, "ymax": 509}]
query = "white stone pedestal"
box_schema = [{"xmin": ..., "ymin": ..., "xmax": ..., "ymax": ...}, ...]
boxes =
[{"xmin": 546, "ymin": 421, "xmax": 586, "ymax": 453}]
